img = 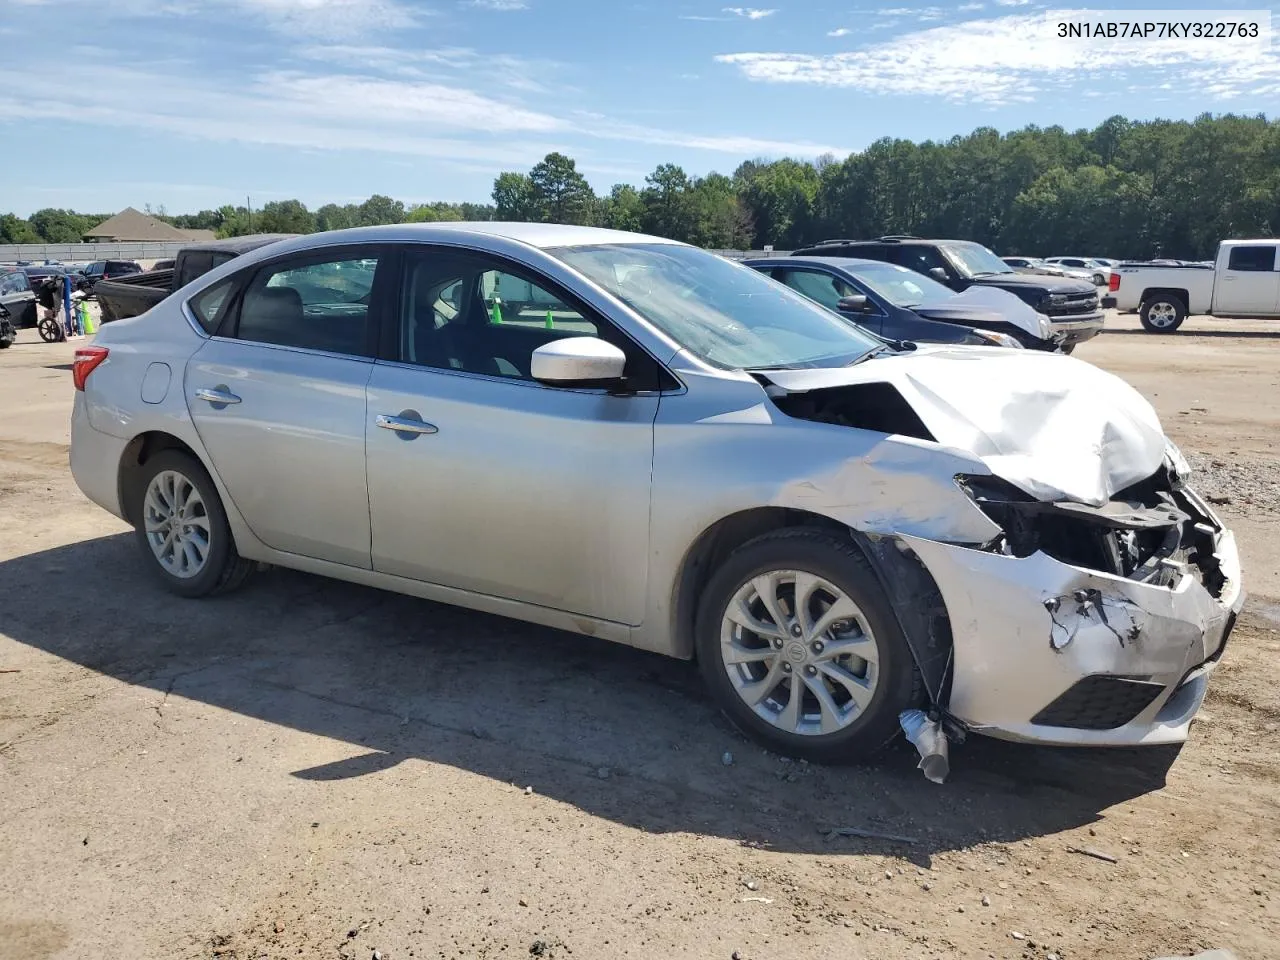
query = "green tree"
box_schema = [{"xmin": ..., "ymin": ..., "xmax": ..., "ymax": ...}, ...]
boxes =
[
  {"xmin": 527, "ymin": 152, "xmax": 596, "ymax": 224},
  {"xmin": 641, "ymin": 164, "xmax": 697, "ymax": 241},
  {"xmin": 357, "ymin": 194, "xmax": 406, "ymax": 226},
  {"xmin": 599, "ymin": 184, "xmax": 645, "ymax": 232},
  {"xmin": 405, "ymin": 204, "xmax": 438, "ymax": 223},
  {"xmin": 29, "ymin": 208, "xmax": 94, "ymax": 242},
  {"xmin": 492, "ymin": 171, "xmax": 537, "ymax": 220},
  {"xmin": 314, "ymin": 203, "xmax": 359, "ymax": 232},
  {"xmin": 0, "ymin": 213, "xmax": 38, "ymax": 244},
  {"xmin": 256, "ymin": 199, "xmax": 315, "ymax": 234}
]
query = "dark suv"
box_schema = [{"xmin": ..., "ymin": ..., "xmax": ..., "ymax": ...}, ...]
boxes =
[
  {"xmin": 791, "ymin": 237, "xmax": 1104, "ymax": 351},
  {"xmin": 81, "ymin": 260, "xmax": 143, "ymax": 285}
]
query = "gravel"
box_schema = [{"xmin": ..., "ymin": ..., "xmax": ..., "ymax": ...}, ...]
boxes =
[{"xmin": 1186, "ymin": 452, "xmax": 1280, "ymax": 515}]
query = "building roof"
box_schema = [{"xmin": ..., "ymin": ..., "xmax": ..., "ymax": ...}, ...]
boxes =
[{"xmin": 83, "ymin": 207, "xmax": 213, "ymax": 242}]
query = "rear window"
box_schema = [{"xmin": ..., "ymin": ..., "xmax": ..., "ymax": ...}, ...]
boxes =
[
  {"xmin": 189, "ymin": 277, "xmax": 236, "ymax": 335},
  {"xmin": 177, "ymin": 252, "xmax": 214, "ymax": 289},
  {"xmin": 1227, "ymin": 245, "xmax": 1277, "ymax": 272}
]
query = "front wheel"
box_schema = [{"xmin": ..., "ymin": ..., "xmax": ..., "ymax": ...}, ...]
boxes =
[
  {"xmin": 129, "ymin": 450, "xmax": 254, "ymax": 598},
  {"xmin": 1092, "ymin": 273, "xmax": 1105, "ymax": 286},
  {"xmin": 1140, "ymin": 296, "xmax": 1187, "ymax": 333},
  {"xmin": 695, "ymin": 528, "xmax": 922, "ymax": 763}
]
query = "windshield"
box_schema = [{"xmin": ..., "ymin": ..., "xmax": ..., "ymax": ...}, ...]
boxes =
[
  {"xmin": 550, "ymin": 243, "xmax": 882, "ymax": 369},
  {"xmin": 941, "ymin": 242, "xmax": 1015, "ymax": 278},
  {"xmin": 846, "ymin": 261, "xmax": 953, "ymax": 308}
]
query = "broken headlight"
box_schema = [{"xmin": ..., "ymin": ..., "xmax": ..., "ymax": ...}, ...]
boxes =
[{"xmin": 955, "ymin": 473, "xmax": 1191, "ymax": 583}]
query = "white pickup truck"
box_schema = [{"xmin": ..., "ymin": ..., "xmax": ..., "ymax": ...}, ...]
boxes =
[{"xmin": 1110, "ymin": 238, "xmax": 1280, "ymax": 332}]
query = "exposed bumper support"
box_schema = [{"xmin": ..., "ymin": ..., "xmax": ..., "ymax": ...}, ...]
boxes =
[{"xmin": 901, "ymin": 524, "xmax": 1244, "ymax": 747}]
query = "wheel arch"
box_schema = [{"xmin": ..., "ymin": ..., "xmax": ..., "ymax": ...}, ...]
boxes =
[
  {"xmin": 670, "ymin": 508, "xmax": 954, "ymax": 705},
  {"xmin": 1139, "ymin": 286, "xmax": 1189, "ymax": 309},
  {"xmin": 117, "ymin": 431, "xmax": 212, "ymax": 528}
]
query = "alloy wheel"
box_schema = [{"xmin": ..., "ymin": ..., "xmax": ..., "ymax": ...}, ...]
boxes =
[
  {"xmin": 142, "ymin": 469, "xmax": 212, "ymax": 579},
  {"xmin": 719, "ymin": 569, "xmax": 880, "ymax": 736}
]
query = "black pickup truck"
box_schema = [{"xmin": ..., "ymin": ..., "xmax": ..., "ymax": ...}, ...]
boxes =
[
  {"xmin": 791, "ymin": 236, "xmax": 1105, "ymax": 351},
  {"xmin": 94, "ymin": 234, "xmax": 294, "ymax": 324}
]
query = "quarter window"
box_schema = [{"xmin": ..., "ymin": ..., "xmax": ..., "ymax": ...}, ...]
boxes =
[
  {"xmin": 189, "ymin": 277, "xmax": 235, "ymax": 335},
  {"xmin": 235, "ymin": 255, "xmax": 379, "ymax": 355},
  {"xmin": 1227, "ymin": 245, "xmax": 1277, "ymax": 272}
]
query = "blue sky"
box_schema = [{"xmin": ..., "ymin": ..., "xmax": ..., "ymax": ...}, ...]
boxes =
[{"xmin": 1, "ymin": 0, "xmax": 1277, "ymax": 215}]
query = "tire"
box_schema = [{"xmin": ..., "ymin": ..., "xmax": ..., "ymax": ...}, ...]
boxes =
[
  {"xmin": 1140, "ymin": 296, "xmax": 1186, "ymax": 333},
  {"xmin": 695, "ymin": 528, "xmax": 922, "ymax": 763},
  {"xmin": 128, "ymin": 450, "xmax": 254, "ymax": 598},
  {"xmin": 1092, "ymin": 273, "xmax": 1105, "ymax": 287},
  {"xmin": 1060, "ymin": 344, "xmax": 1076, "ymax": 355},
  {"xmin": 37, "ymin": 317, "xmax": 64, "ymax": 343},
  {"xmin": 0, "ymin": 339, "xmax": 11, "ymax": 349}
]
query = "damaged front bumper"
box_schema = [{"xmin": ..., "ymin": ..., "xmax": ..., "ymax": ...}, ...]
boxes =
[{"xmin": 901, "ymin": 488, "xmax": 1244, "ymax": 747}]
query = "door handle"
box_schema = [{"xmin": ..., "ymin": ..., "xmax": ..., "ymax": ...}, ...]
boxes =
[
  {"xmin": 376, "ymin": 413, "xmax": 438, "ymax": 436},
  {"xmin": 195, "ymin": 386, "xmax": 241, "ymax": 405}
]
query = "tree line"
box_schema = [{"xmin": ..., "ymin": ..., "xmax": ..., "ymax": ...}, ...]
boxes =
[{"xmin": 3, "ymin": 113, "xmax": 1276, "ymax": 260}]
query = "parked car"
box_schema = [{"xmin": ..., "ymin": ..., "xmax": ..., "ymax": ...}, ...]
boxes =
[
  {"xmin": 68, "ymin": 223, "xmax": 1243, "ymax": 766},
  {"xmin": 0, "ymin": 267, "xmax": 38, "ymax": 328},
  {"xmin": 792, "ymin": 237, "xmax": 1104, "ymax": 352},
  {"xmin": 1110, "ymin": 239, "xmax": 1280, "ymax": 331},
  {"xmin": 81, "ymin": 260, "xmax": 143, "ymax": 285},
  {"xmin": 94, "ymin": 235, "xmax": 294, "ymax": 323},
  {"xmin": 151, "ymin": 259, "xmax": 176, "ymax": 271},
  {"xmin": 744, "ymin": 255, "xmax": 1052, "ymax": 349},
  {"xmin": 1001, "ymin": 256, "xmax": 1089, "ymax": 280},
  {"xmin": 1043, "ymin": 257, "xmax": 1111, "ymax": 286}
]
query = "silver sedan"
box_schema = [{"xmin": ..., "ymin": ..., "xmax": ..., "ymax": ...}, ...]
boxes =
[{"xmin": 68, "ymin": 223, "xmax": 1244, "ymax": 768}]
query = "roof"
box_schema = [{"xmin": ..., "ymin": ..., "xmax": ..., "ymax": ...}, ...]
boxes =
[
  {"xmin": 742, "ymin": 255, "xmax": 889, "ymax": 270},
  {"xmin": 179, "ymin": 233, "xmax": 297, "ymax": 255},
  {"xmin": 290, "ymin": 221, "xmax": 681, "ymax": 250},
  {"xmin": 83, "ymin": 207, "xmax": 206, "ymax": 242}
]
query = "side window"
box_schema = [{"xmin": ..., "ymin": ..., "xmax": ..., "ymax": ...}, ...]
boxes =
[
  {"xmin": 1227, "ymin": 245, "xmax": 1277, "ymax": 272},
  {"xmin": 0, "ymin": 271, "xmax": 29, "ymax": 296},
  {"xmin": 399, "ymin": 251, "xmax": 597, "ymax": 380},
  {"xmin": 398, "ymin": 249, "xmax": 674, "ymax": 390},
  {"xmin": 895, "ymin": 245, "xmax": 949, "ymax": 276},
  {"xmin": 189, "ymin": 277, "xmax": 236, "ymax": 334},
  {"xmin": 235, "ymin": 255, "xmax": 379, "ymax": 356},
  {"xmin": 776, "ymin": 269, "xmax": 856, "ymax": 311}
]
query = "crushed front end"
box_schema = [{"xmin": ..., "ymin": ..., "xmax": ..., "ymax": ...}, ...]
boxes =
[{"xmin": 904, "ymin": 455, "xmax": 1244, "ymax": 746}]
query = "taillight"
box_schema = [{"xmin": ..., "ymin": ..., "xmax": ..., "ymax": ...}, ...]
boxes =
[
  {"xmin": 73, "ymin": 345, "xmax": 109, "ymax": 391},
  {"xmin": 1108, "ymin": 273, "xmax": 1121, "ymax": 292}
]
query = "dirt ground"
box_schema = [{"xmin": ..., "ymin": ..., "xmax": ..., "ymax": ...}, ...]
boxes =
[{"xmin": 1, "ymin": 312, "xmax": 1277, "ymax": 960}]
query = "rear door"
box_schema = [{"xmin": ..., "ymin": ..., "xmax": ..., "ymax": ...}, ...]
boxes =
[
  {"xmin": 0, "ymin": 269, "xmax": 37, "ymax": 326},
  {"xmin": 1217, "ymin": 244, "xmax": 1280, "ymax": 315},
  {"xmin": 185, "ymin": 246, "xmax": 389, "ymax": 569}
]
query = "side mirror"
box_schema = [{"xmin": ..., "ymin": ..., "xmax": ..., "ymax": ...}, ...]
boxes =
[
  {"xmin": 531, "ymin": 336, "xmax": 627, "ymax": 387},
  {"xmin": 836, "ymin": 294, "xmax": 870, "ymax": 313},
  {"xmin": 927, "ymin": 267, "xmax": 949, "ymax": 283}
]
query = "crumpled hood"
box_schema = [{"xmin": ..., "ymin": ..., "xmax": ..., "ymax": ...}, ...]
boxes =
[
  {"xmin": 912, "ymin": 285, "xmax": 1049, "ymax": 340},
  {"xmin": 759, "ymin": 346, "xmax": 1170, "ymax": 506}
]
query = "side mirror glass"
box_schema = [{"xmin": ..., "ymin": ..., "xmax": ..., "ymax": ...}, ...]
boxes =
[
  {"xmin": 836, "ymin": 294, "xmax": 870, "ymax": 313},
  {"xmin": 927, "ymin": 267, "xmax": 949, "ymax": 283},
  {"xmin": 531, "ymin": 336, "xmax": 627, "ymax": 386}
]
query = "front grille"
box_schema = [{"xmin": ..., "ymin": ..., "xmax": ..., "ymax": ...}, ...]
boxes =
[
  {"xmin": 1044, "ymin": 293, "xmax": 1100, "ymax": 317},
  {"xmin": 1031, "ymin": 675, "xmax": 1165, "ymax": 730}
]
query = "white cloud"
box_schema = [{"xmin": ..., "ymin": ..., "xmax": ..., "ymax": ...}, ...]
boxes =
[
  {"xmin": 994, "ymin": 0, "xmax": 1028, "ymax": 5},
  {"xmin": 958, "ymin": 2, "xmax": 984, "ymax": 9},
  {"xmin": 877, "ymin": 5, "xmax": 943, "ymax": 19},
  {"xmin": 723, "ymin": 6, "xmax": 775, "ymax": 19},
  {"xmin": 466, "ymin": 0, "xmax": 527, "ymax": 9},
  {"xmin": 716, "ymin": 10, "xmax": 1280, "ymax": 106},
  {"xmin": 296, "ymin": 44, "xmax": 563, "ymax": 93},
  {"xmin": 0, "ymin": 56, "xmax": 844, "ymax": 169},
  {"xmin": 827, "ymin": 27, "xmax": 850, "ymax": 37}
]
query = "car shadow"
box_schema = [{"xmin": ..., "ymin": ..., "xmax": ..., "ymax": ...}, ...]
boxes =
[{"xmin": 1, "ymin": 533, "xmax": 1181, "ymax": 864}]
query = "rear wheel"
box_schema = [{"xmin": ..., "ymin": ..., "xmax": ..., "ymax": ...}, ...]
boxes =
[
  {"xmin": 1140, "ymin": 296, "xmax": 1186, "ymax": 333},
  {"xmin": 695, "ymin": 528, "xmax": 921, "ymax": 763},
  {"xmin": 129, "ymin": 451, "xmax": 253, "ymax": 598}
]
